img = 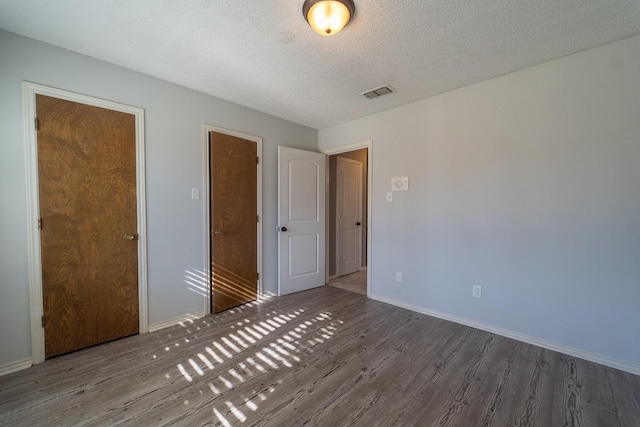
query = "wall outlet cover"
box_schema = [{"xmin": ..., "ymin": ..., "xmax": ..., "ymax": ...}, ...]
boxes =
[
  {"xmin": 391, "ymin": 176, "xmax": 409, "ymax": 191},
  {"xmin": 386, "ymin": 192, "xmax": 393, "ymax": 202}
]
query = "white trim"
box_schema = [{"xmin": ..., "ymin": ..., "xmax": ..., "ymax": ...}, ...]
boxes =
[
  {"xmin": 323, "ymin": 140, "xmax": 372, "ymax": 155},
  {"xmin": 202, "ymin": 126, "xmax": 210, "ymax": 314},
  {"xmin": 371, "ymin": 295, "xmax": 640, "ymax": 376},
  {"xmin": 202, "ymin": 124, "xmax": 263, "ymax": 313},
  {"xmin": 0, "ymin": 358, "xmax": 32, "ymax": 377},
  {"xmin": 321, "ymin": 140, "xmax": 372, "ymax": 298},
  {"xmin": 148, "ymin": 312, "xmax": 205, "ymax": 333},
  {"xmin": 360, "ymin": 266, "xmax": 368, "ymax": 271},
  {"xmin": 328, "ymin": 274, "xmax": 338, "ymax": 281},
  {"xmin": 324, "ymin": 155, "xmax": 331, "ymax": 286},
  {"xmin": 22, "ymin": 82, "xmax": 148, "ymax": 364}
]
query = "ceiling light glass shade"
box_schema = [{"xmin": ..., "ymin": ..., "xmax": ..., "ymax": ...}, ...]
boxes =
[{"xmin": 303, "ymin": 0, "xmax": 355, "ymax": 36}]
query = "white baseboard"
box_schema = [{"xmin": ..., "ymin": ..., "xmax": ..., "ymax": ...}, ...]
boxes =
[
  {"xmin": 327, "ymin": 275, "xmax": 337, "ymax": 282},
  {"xmin": 0, "ymin": 358, "xmax": 32, "ymax": 377},
  {"xmin": 360, "ymin": 266, "xmax": 367, "ymax": 271},
  {"xmin": 148, "ymin": 312, "xmax": 205, "ymax": 333},
  {"xmin": 370, "ymin": 295, "xmax": 640, "ymax": 376}
]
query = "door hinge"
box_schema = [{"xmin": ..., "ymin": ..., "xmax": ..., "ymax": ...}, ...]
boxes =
[
  {"xmin": 41, "ymin": 315, "xmax": 45, "ymax": 328},
  {"xmin": 257, "ymin": 272, "xmax": 259, "ymax": 280},
  {"xmin": 34, "ymin": 117, "xmax": 39, "ymax": 131},
  {"xmin": 257, "ymin": 215, "xmax": 260, "ymax": 223},
  {"xmin": 38, "ymin": 218, "xmax": 42, "ymax": 230},
  {"xmin": 256, "ymin": 157, "xmax": 259, "ymax": 165}
]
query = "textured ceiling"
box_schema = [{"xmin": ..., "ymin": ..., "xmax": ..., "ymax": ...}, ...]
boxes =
[{"xmin": 1, "ymin": 1, "xmax": 640, "ymax": 129}]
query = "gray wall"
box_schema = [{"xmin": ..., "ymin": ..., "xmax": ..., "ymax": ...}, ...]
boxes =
[
  {"xmin": 319, "ymin": 35, "xmax": 640, "ymax": 370},
  {"xmin": 0, "ymin": 30, "xmax": 317, "ymax": 367}
]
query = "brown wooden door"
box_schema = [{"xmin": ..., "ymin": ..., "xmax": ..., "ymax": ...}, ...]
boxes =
[
  {"xmin": 37, "ymin": 94, "xmax": 139, "ymax": 358},
  {"xmin": 209, "ymin": 131, "xmax": 258, "ymax": 313}
]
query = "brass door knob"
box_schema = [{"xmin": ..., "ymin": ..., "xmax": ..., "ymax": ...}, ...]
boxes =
[
  {"xmin": 124, "ymin": 233, "xmax": 137, "ymax": 241},
  {"xmin": 214, "ymin": 230, "xmax": 223, "ymax": 236}
]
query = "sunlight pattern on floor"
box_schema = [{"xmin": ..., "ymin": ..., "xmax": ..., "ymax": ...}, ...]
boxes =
[{"xmin": 161, "ymin": 306, "xmax": 342, "ymax": 425}]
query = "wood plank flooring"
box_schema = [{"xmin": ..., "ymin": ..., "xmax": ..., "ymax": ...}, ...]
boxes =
[
  {"xmin": 1, "ymin": 286, "xmax": 639, "ymax": 426},
  {"xmin": 327, "ymin": 271, "xmax": 367, "ymax": 295}
]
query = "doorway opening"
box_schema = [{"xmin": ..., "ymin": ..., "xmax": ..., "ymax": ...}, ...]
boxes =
[{"xmin": 326, "ymin": 147, "xmax": 369, "ymax": 296}]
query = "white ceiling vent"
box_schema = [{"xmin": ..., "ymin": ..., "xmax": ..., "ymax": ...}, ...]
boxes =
[{"xmin": 362, "ymin": 85, "xmax": 395, "ymax": 99}]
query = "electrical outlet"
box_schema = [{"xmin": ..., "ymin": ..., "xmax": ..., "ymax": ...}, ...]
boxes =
[
  {"xmin": 396, "ymin": 272, "xmax": 402, "ymax": 282},
  {"xmin": 473, "ymin": 285, "xmax": 482, "ymax": 298},
  {"xmin": 191, "ymin": 188, "xmax": 200, "ymax": 200},
  {"xmin": 402, "ymin": 177, "xmax": 409, "ymax": 190},
  {"xmin": 386, "ymin": 192, "xmax": 393, "ymax": 202}
]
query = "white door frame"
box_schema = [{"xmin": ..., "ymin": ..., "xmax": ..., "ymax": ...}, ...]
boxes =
[
  {"xmin": 202, "ymin": 124, "xmax": 263, "ymax": 313},
  {"xmin": 322, "ymin": 140, "xmax": 372, "ymax": 297},
  {"xmin": 336, "ymin": 157, "xmax": 363, "ymax": 277},
  {"xmin": 22, "ymin": 81, "xmax": 149, "ymax": 364}
]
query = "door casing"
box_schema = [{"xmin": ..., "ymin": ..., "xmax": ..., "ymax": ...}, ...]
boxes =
[
  {"xmin": 23, "ymin": 81, "xmax": 148, "ymax": 365},
  {"xmin": 322, "ymin": 141, "xmax": 372, "ymax": 297},
  {"xmin": 202, "ymin": 124, "xmax": 263, "ymax": 314}
]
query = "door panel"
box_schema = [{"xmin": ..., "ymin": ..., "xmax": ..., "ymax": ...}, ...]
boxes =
[
  {"xmin": 210, "ymin": 131, "xmax": 258, "ymax": 313},
  {"xmin": 289, "ymin": 161, "xmax": 319, "ymax": 220},
  {"xmin": 289, "ymin": 234, "xmax": 319, "ymax": 277},
  {"xmin": 278, "ymin": 146, "xmax": 326, "ymax": 295},
  {"xmin": 341, "ymin": 229, "xmax": 357, "ymax": 263},
  {"xmin": 37, "ymin": 94, "xmax": 138, "ymax": 358},
  {"xmin": 337, "ymin": 157, "xmax": 362, "ymax": 276}
]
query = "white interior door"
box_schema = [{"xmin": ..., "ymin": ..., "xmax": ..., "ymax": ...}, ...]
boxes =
[
  {"xmin": 278, "ymin": 146, "xmax": 326, "ymax": 295},
  {"xmin": 337, "ymin": 157, "xmax": 362, "ymax": 276}
]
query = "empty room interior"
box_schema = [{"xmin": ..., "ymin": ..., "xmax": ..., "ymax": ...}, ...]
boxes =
[{"xmin": 1, "ymin": 1, "xmax": 640, "ymax": 426}]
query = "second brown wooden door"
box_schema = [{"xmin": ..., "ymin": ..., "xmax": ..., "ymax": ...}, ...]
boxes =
[
  {"xmin": 210, "ymin": 131, "xmax": 258, "ymax": 313},
  {"xmin": 37, "ymin": 94, "xmax": 139, "ymax": 358}
]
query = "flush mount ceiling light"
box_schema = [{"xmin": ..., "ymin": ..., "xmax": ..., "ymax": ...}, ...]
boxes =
[{"xmin": 303, "ymin": 0, "xmax": 355, "ymax": 36}]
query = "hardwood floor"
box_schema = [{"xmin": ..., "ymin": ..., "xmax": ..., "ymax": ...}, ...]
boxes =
[
  {"xmin": 1, "ymin": 286, "xmax": 639, "ymax": 426},
  {"xmin": 327, "ymin": 270, "xmax": 367, "ymax": 295}
]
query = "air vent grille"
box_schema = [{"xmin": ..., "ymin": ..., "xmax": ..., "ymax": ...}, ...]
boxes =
[{"xmin": 363, "ymin": 85, "xmax": 394, "ymax": 99}]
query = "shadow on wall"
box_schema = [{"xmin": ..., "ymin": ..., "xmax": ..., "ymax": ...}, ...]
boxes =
[{"xmin": 185, "ymin": 267, "xmax": 210, "ymax": 299}]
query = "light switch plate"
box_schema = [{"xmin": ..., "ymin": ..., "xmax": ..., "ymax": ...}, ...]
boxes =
[
  {"xmin": 473, "ymin": 285, "xmax": 482, "ymax": 298},
  {"xmin": 386, "ymin": 192, "xmax": 393, "ymax": 202},
  {"xmin": 191, "ymin": 188, "xmax": 200, "ymax": 200},
  {"xmin": 391, "ymin": 176, "xmax": 409, "ymax": 191}
]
